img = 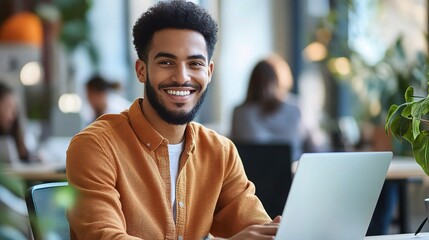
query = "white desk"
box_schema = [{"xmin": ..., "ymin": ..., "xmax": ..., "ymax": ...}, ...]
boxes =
[
  {"xmin": 388, "ymin": 157, "xmax": 427, "ymax": 180},
  {"xmin": 365, "ymin": 233, "xmax": 429, "ymax": 239},
  {"xmin": 386, "ymin": 157, "xmax": 427, "ymax": 233}
]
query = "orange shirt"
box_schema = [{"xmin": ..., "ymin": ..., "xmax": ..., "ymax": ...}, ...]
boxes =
[{"xmin": 66, "ymin": 98, "xmax": 271, "ymax": 240}]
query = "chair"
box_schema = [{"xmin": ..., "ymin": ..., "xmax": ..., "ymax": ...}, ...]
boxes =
[
  {"xmin": 234, "ymin": 142, "xmax": 292, "ymax": 219},
  {"xmin": 25, "ymin": 182, "xmax": 70, "ymax": 240}
]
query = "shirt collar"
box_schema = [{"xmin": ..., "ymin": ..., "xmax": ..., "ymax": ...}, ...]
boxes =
[{"xmin": 128, "ymin": 98, "xmax": 196, "ymax": 154}]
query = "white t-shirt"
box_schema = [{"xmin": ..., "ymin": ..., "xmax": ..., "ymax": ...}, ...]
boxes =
[{"xmin": 168, "ymin": 141, "xmax": 184, "ymax": 222}]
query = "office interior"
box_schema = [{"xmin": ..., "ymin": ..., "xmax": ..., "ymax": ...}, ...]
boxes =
[{"xmin": 1, "ymin": 0, "xmax": 429, "ymax": 238}]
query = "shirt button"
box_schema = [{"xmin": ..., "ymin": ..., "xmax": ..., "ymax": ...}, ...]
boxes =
[
  {"xmin": 178, "ymin": 201, "xmax": 184, "ymax": 207},
  {"xmin": 178, "ymin": 236, "xmax": 183, "ymax": 240}
]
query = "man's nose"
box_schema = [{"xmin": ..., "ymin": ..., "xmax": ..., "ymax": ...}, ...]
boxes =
[{"xmin": 173, "ymin": 64, "xmax": 191, "ymax": 84}]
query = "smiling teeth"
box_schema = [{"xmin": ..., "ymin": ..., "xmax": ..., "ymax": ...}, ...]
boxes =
[{"xmin": 167, "ymin": 90, "xmax": 191, "ymax": 96}]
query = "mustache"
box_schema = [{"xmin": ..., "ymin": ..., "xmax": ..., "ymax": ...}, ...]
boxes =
[{"xmin": 158, "ymin": 82, "xmax": 201, "ymax": 91}]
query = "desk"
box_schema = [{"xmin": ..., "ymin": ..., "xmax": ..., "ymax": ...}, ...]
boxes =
[
  {"xmin": 365, "ymin": 232, "xmax": 429, "ymax": 239},
  {"xmin": 388, "ymin": 157, "xmax": 427, "ymax": 234},
  {"xmin": 2, "ymin": 161, "xmax": 66, "ymax": 182},
  {"xmin": 388, "ymin": 157, "xmax": 427, "ymax": 180}
]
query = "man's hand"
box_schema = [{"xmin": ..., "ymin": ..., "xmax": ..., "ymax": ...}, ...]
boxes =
[
  {"xmin": 272, "ymin": 215, "xmax": 281, "ymax": 224},
  {"xmin": 211, "ymin": 215, "xmax": 282, "ymax": 240}
]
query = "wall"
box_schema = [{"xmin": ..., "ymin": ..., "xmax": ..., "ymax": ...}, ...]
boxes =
[{"xmin": 205, "ymin": 0, "xmax": 289, "ymax": 135}]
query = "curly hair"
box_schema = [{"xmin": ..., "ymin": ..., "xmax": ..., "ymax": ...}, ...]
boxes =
[{"xmin": 132, "ymin": 0, "xmax": 218, "ymax": 62}]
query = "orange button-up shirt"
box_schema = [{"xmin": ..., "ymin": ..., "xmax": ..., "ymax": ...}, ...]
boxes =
[{"xmin": 66, "ymin": 98, "xmax": 271, "ymax": 240}]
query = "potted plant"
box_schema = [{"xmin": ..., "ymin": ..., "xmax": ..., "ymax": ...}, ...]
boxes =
[
  {"xmin": 385, "ymin": 84, "xmax": 429, "ymax": 175},
  {"xmin": 384, "ymin": 78, "xmax": 429, "ymax": 234}
]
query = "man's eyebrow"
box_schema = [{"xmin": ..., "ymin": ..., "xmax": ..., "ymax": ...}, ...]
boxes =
[
  {"xmin": 154, "ymin": 52, "xmax": 177, "ymax": 59},
  {"xmin": 154, "ymin": 52, "xmax": 207, "ymax": 62},
  {"xmin": 188, "ymin": 54, "xmax": 207, "ymax": 62}
]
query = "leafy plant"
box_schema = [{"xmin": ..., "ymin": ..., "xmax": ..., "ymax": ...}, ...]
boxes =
[
  {"xmin": 36, "ymin": 0, "xmax": 98, "ymax": 65},
  {"xmin": 385, "ymin": 84, "xmax": 429, "ymax": 175},
  {"xmin": 348, "ymin": 37, "xmax": 428, "ymax": 125}
]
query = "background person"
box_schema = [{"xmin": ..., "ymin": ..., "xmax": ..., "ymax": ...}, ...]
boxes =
[
  {"xmin": 0, "ymin": 82, "xmax": 29, "ymax": 162},
  {"xmin": 231, "ymin": 54, "xmax": 306, "ymax": 161},
  {"xmin": 66, "ymin": 1, "xmax": 280, "ymax": 239},
  {"xmin": 83, "ymin": 74, "xmax": 131, "ymax": 124},
  {"xmin": 0, "ymin": 82, "xmax": 30, "ymax": 239}
]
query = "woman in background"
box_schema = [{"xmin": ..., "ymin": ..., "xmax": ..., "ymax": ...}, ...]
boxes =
[
  {"xmin": 0, "ymin": 82, "xmax": 28, "ymax": 161},
  {"xmin": 231, "ymin": 54, "xmax": 305, "ymax": 161}
]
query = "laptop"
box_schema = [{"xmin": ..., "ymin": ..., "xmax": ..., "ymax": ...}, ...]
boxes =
[{"xmin": 275, "ymin": 151, "xmax": 392, "ymax": 240}]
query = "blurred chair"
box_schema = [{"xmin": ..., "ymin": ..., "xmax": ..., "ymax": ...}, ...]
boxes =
[
  {"xmin": 25, "ymin": 182, "xmax": 70, "ymax": 240},
  {"xmin": 234, "ymin": 142, "xmax": 292, "ymax": 218}
]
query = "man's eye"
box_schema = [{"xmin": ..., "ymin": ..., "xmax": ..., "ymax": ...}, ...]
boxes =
[
  {"xmin": 190, "ymin": 62, "xmax": 204, "ymax": 67},
  {"xmin": 159, "ymin": 61, "xmax": 173, "ymax": 65}
]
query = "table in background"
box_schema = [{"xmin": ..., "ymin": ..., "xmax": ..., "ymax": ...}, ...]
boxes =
[
  {"xmin": 389, "ymin": 157, "xmax": 427, "ymax": 233},
  {"xmin": 3, "ymin": 161, "xmax": 66, "ymax": 182},
  {"xmin": 365, "ymin": 232, "xmax": 429, "ymax": 239}
]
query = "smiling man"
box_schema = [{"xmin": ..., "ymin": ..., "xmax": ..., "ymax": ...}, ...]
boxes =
[{"xmin": 66, "ymin": 1, "xmax": 280, "ymax": 239}]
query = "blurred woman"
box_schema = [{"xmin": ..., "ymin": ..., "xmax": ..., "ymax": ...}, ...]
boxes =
[
  {"xmin": 0, "ymin": 82, "xmax": 28, "ymax": 161},
  {"xmin": 231, "ymin": 54, "xmax": 305, "ymax": 161}
]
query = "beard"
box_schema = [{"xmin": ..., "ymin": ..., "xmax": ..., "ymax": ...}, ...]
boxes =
[{"xmin": 145, "ymin": 74, "xmax": 208, "ymax": 125}]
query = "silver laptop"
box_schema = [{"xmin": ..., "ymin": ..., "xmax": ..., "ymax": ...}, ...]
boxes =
[{"xmin": 275, "ymin": 151, "xmax": 392, "ymax": 240}]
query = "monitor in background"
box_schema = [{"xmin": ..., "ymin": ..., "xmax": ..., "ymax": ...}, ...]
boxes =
[
  {"xmin": 234, "ymin": 142, "xmax": 292, "ymax": 219},
  {"xmin": 275, "ymin": 151, "xmax": 392, "ymax": 240}
]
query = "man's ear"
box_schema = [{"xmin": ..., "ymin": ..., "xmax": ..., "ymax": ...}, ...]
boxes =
[
  {"xmin": 207, "ymin": 61, "xmax": 214, "ymax": 84},
  {"xmin": 135, "ymin": 59, "xmax": 147, "ymax": 83}
]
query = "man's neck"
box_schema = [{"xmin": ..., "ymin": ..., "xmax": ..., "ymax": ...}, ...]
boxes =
[{"xmin": 140, "ymin": 99, "xmax": 186, "ymax": 144}]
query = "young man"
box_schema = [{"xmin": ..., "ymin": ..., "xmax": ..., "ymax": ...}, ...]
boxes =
[{"xmin": 66, "ymin": 1, "xmax": 280, "ymax": 239}]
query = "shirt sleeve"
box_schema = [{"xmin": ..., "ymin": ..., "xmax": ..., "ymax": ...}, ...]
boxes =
[
  {"xmin": 66, "ymin": 132, "xmax": 142, "ymax": 240},
  {"xmin": 210, "ymin": 142, "xmax": 272, "ymax": 237}
]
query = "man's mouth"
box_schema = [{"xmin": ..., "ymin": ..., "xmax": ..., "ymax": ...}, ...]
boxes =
[{"xmin": 166, "ymin": 90, "xmax": 192, "ymax": 96}]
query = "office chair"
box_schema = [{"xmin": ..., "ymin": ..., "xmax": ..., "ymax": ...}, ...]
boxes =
[
  {"xmin": 25, "ymin": 182, "xmax": 71, "ymax": 240},
  {"xmin": 234, "ymin": 142, "xmax": 292, "ymax": 219}
]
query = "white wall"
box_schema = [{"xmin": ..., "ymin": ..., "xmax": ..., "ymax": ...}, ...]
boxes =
[{"xmin": 212, "ymin": 0, "xmax": 286, "ymax": 135}]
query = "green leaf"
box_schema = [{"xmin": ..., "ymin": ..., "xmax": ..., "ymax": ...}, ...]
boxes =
[
  {"xmin": 411, "ymin": 98, "xmax": 429, "ymax": 119},
  {"xmin": 390, "ymin": 116, "xmax": 412, "ymax": 143},
  {"xmin": 404, "ymin": 86, "xmax": 414, "ymax": 102},
  {"xmin": 401, "ymin": 104, "xmax": 412, "ymax": 118},
  {"xmin": 412, "ymin": 118, "xmax": 421, "ymax": 139},
  {"xmin": 385, "ymin": 104, "xmax": 398, "ymax": 132},
  {"xmin": 412, "ymin": 133, "xmax": 429, "ymax": 175}
]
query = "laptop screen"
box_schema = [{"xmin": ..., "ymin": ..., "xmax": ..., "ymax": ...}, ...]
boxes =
[{"xmin": 275, "ymin": 151, "xmax": 392, "ymax": 240}]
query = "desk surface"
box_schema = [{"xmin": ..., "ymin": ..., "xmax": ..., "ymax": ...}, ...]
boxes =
[
  {"xmin": 2, "ymin": 161, "xmax": 66, "ymax": 181},
  {"xmin": 4, "ymin": 155, "xmax": 428, "ymax": 182},
  {"xmin": 365, "ymin": 233, "xmax": 429, "ymax": 239},
  {"xmin": 388, "ymin": 156, "xmax": 427, "ymax": 180}
]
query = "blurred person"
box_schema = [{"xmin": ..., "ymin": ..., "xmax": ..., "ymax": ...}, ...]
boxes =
[
  {"xmin": 0, "ymin": 82, "xmax": 29, "ymax": 162},
  {"xmin": 66, "ymin": 1, "xmax": 280, "ymax": 239},
  {"xmin": 83, "ymin": 74, "xmax": 131, "ymax": 124},
  {"xmin": 231, "ymin": 55, "xmax": 306, "ymax": 161},
  {"xmin": 0, "ymin": 82, "xmax": 30, "ymax": 239}
]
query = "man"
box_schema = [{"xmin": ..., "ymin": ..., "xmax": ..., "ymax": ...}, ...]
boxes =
[{"xmin": 66, "ymin": 1, "xmax": 280, "ymax": 239}]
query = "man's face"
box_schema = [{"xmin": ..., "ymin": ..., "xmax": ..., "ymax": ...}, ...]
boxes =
[{"xmin": 136, "ymin": 29, "xmax": 214, "ymax": 125}]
